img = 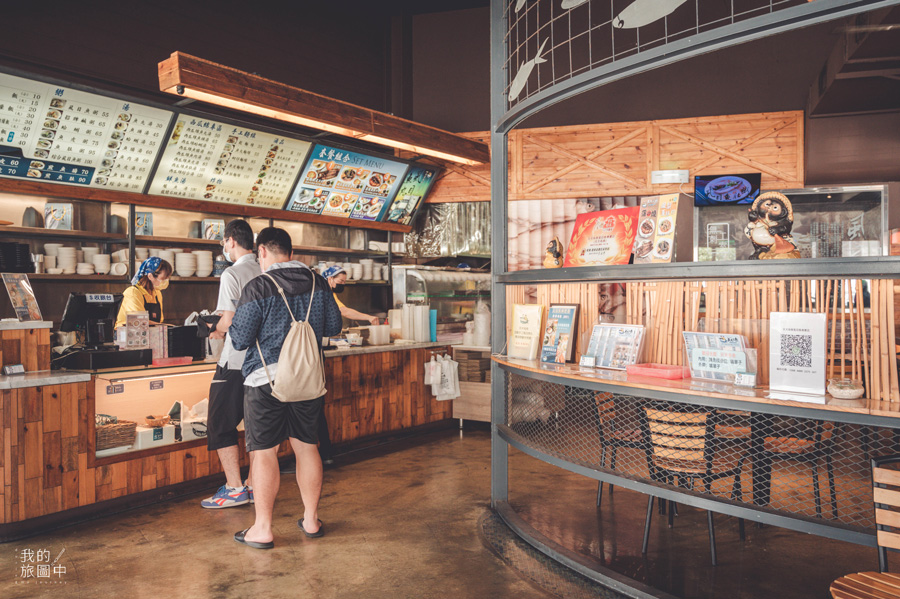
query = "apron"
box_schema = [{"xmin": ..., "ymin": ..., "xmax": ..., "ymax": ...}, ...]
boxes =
[{"xmin": 142, "ymin": 290, "xmax": 162, "ymax": 324}]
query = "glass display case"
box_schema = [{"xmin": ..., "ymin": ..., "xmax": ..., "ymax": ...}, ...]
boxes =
[{"xmin": 694, "ymin": 185, "xmax": 889, "ymax": 261}]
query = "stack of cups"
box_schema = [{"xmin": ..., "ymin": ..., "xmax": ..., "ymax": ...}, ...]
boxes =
[
  {"xmin": 44, "ymin": 243, "xmax": 63, "ymax": 257},
  {"xmin": 92, "ymin": 253, "xmax": 111, "ymax": 274},
  {"xmin": 175, "ymin": 252, "xmax": 196, "ymax": 277},
  {"xmin": 360, "ymin": 259, "xmax": 374, "ymax": 280},
  {"xmin": 351, "ymin": 263, "xmax": 363, "ymax": 281},
  {"xmin": 135, "ymin": 247, "xmax": 149, "ymax": 261},
  {"xmin": 149, "ymin": 248, "xmax": 160, "ymax": 258},
  {"xmin": 194, "ymin": 250, "xmax": 214, "ymax": 277},
  {"xmin": 76, "ymin": 262, "xmax": 95, "ymax": 275},
  {"xmin": 57, "ymin": 247, "xmax": 77, "ymax": 274}
]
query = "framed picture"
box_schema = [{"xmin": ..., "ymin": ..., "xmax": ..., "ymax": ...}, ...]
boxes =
[
  {"xmin": 541, "ymin": 304, "xmax": 580, "ymax": 364},
  {"xmin": 2, "ymin": 273, "xmax": 42, "ymax": 322}
]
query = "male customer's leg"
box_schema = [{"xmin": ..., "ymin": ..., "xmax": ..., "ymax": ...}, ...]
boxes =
[
  {"xmin": 289, "ymin": 397, "xmax": 324, "ymax": 534},
  {"xmin": 241, "ymin": 383, "xmax": 288, "ymax": 544},
  {"xmin": 202, "ymin": 366, "xmax": 248, "ymax": 508}
]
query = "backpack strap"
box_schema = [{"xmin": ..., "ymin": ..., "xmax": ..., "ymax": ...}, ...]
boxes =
[{"xmin": 261, "ymin": 271, "xmax": 316, "ymax": 323}]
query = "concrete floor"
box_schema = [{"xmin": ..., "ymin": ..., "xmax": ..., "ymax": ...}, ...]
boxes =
[
  {"xmin": 3, "ymin": 428, "xmax": 550, "ymax": 599},
  {"xmin": 2, "ymin": 427, "xmax": 879, "ymax": 599}
]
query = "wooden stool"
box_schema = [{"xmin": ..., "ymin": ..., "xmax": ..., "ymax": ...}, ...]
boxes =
[{"xmin": 831, "ymin": 572, "xmax": 900, "ymax": 598}]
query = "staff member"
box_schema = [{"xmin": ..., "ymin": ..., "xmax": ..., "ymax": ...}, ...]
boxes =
[
  {"xmin": 115, "ymin": 257, "xmax": 172, "ymax": 327},
  {"xmin": 321, "ymin": 266, "xmax": 378, "ymax": 325}
]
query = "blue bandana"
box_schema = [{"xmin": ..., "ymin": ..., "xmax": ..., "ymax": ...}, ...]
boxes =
[
  {"xmin": 132, "ymin": 257, "xmax": 162, "ymax": 285},
  {"xmin": 322, "ymin": 265, "xmax": 345, "ymax": 279}
]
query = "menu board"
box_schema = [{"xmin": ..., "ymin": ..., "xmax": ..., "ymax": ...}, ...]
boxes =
[
  {"xmin": 0, "ymin": 72, "xmax": 173, "ymax": 191},
  {"xmin": 148, "ymin": 115, "xmax": 311, "ymax": 208},
  {"xmin": 284, "ymin": 144, "xmax": 408, "ymax": 221},
  {"xmin": 384, "ymin": 164, "xmax": 439, "ymax": 225}
]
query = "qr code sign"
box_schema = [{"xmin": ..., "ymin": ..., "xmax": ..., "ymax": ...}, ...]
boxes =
[{"xmin": 780, "ymin": 334, "xmax": 813, "ymax": 368}]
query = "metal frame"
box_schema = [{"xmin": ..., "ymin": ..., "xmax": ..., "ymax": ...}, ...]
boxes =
[{"xmin": 489, "ymin": 0, "xmax": 900, "ymax": 590}]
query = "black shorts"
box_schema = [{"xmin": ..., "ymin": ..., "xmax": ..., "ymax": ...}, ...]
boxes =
[
  {"xmin": 243, "ymin": 384, "xmax": 323, "ymax": 452},
  {"xmin": 206, "ymin": 365, "xmax": 245, "ymax": 451}
]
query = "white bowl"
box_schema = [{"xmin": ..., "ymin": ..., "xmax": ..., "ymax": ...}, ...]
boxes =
[
  {"xmin": 195, "ymin": 267, "xmax": 213, "ymax": 278},
  {"xmin": 44, "ymin": 243, "xmax": 63, "ymax": 255},
  {"xmin": 111, "ymin": 263, "xmax": 128, "ymax": 276},
  {"xmin": 46, "ymin": 268, "xmax": 63, "ymax": 275},
  {"xmin": 176, "ymin": 267, "xmax": 195, "ymax": 277}
]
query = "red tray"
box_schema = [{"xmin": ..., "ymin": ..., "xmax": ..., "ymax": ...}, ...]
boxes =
[{"xmin": 626, "ymin": 363, "xmax": 691, "ymax": 380}]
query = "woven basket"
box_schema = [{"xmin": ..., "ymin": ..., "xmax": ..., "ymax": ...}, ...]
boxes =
[
  {"xmin": 96, "ymin": 420, "xmax": 137, "ymax": 451},
  {"xmin": 144, "ymin": 415, "xmax": 170, "ymax": 427}
]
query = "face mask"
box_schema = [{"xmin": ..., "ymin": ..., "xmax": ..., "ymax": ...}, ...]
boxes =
[
  {"xmin": 333, "ymin": 284, "xmax": 345, "ymax": 293},
  {"xmin": 155, "ymin": 278, "xmax": 170, "ymax": 291},
  {"xmin": 222, "ymin": 240, "xmax": 232, "ymax": 263}
]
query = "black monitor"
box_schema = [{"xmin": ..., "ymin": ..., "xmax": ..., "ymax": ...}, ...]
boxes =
[{"xmin": 59, "ymin": 293, "xmax": 122, "ymax": 349}]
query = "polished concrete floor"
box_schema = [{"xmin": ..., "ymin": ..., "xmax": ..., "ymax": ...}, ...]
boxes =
[{"xmin": 2, "ymin": 428, "xmax": 879, "ymax": 599}]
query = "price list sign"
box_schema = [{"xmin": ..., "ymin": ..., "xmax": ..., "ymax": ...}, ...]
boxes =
[
  {"xmin": 284, "ymin": 144, "xmax": 408, "ymax": 221},
  {"xmin": 0, "ymin": 72, "xmax": 173, "ymax": 191},
  {"xmin": 383, "ymin": 164, "xmax": 439, "ymax": 225},
  {"xmin": 148, "ymin": 116, "xmax": 311, "ymax": 208}
]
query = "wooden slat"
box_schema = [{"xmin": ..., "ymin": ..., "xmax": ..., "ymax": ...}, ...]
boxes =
[
  {"xmin": 875, "ymin": 487, "xmax": 900, "ymax": 509},
  {"xmin": 875, "ymin": 508, "xmax": 900, "ymax": 529},
  {"xmin": 646, "ymin": 409, "xmax": 707, "ymax": 424},
  {"xmin": 874, "ymin": 467, "xmax": 900, "ymax": 487},
  {"xmin": 878, "ymin": 530, "xmax": 900, "ymax": 551}
]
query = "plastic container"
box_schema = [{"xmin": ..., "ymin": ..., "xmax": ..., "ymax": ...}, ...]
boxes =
[
  {"xmin": 626, "ymin": 363, "xmax": 692, "ymax": 380},
  {"xmin": 827, "ymin": 378, "xmax": 865, "ymax": 399}
]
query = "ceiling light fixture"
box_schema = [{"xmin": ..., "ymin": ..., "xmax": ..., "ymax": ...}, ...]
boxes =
[{"xmin": 158, "ymin": 52, "xmax": 490, "ymax": 166}]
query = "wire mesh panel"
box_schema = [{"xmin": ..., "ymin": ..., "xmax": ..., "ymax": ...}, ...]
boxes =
[
  {"xmin": 503, "ymin": 0, "xmax": 808, "ymax": 108},
  {"xmin": 506, "ymin": 372, "xmax": 899, "ymax": 529}
]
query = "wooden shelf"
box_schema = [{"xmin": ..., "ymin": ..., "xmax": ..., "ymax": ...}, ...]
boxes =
[
  {"xmin": 28, "ymin": 273, "xmax": 127, "ymax": 282},
  {"xmin": 293, "ymin": 245, "xmax": 387, "ymax": 257},
  {"xmin": 135, "ymin": 235, "xmax": 220, "ymax": 247},
  {"xmin": 1, "ymin": 225, "xmax": 127, "ymax": 243},
  {"xmin": 167, "ymin": 276, "xmax": 220, "ymax": 283},
  {"xmin": 344, "ymin": 280, "xmax": 390, "ymax": 286}
]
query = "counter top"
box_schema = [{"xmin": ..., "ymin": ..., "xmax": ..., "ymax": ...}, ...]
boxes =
[
  {"xmin": 324, "ymin": 341, "xmax": 449, "ymax": 357},
  {"xmin": 0, "ymin": 319, "xmax": 53, "ymax": 331},
  {"xmin": 0, "ymin": 369, "xmax": 91, "ymax": 389}
]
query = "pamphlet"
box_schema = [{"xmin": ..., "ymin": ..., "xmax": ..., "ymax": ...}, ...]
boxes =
[
  {"xmin": 135, "ymin": 212, "xmax": 153, "ymax": 235},
  {"xmin": 580, "ymin": 323, "xmax": 645, "ymax": 370},
  {"xmin": 682, "ymin": 331, "xmax": 750, "ymax": 382},
  {"xmin": 508, "ymin": 304, "xmax": 544, "ymax": 360},
  {"xmin": 541, "ymin": 304, "xmax": 580, "ymax": 364},
  {"xmin": 769, "ymin": 312, "xmax": 826, "ymax": 395},
  {"xmin": 2, "ymin": 273, "xmax": 42, "ymax": 321},
  {"xmin": 564, "ymin": 207, "xmax": 640, "ymax": 267},
  {"xmin": 44, "ymin": 203, "xmax": 73, "ymax": 230}
]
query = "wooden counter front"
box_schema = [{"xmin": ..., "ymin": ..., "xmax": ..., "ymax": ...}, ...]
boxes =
[{"xmin": 1, "ymin": 344, "xmax": 453, "ymax": 539}]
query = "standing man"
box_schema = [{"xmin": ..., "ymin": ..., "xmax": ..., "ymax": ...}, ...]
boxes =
[
  {"xmin": 229, "ymin": 227, "xmax": 342, "ymax": 549},
  {"xmin": 322, "ymin": 265, "xmax": 379, "ymax": 325},
  {"xmin": 200, "ymin": 219, "xmax": 261, "ymax": 509}
]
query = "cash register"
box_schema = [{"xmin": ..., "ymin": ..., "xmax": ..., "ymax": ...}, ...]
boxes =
[{"xmin": 56, "ymin": 292, "xmax": 152, "ymax": 370}]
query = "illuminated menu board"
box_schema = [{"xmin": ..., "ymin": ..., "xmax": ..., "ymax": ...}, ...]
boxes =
[
  {"xmin": 148, "ymin": 115, "xmax": 311, "ymax": 208},
  {"xmin": 383, "ymin": 164, "xmax": 440, "ymax": 226},
  {"xmin": 0, "ymin": 72, "xmax": 173, "ymax": 191},
  {"xmin": 284, "ymin": 144, "xmax": 408, "ymax": 221}
]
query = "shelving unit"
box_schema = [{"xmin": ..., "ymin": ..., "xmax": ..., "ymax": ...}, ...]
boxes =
[{"xmin": 1, "ymin": 225, "xmax": 127, "ymax": 243}]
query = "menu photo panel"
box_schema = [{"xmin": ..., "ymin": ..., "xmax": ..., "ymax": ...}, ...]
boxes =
[
  {"xmin": 148, "ymin": 115, "xmax": 311, "ymax": 208},
  {"xmin": 285, "ymin": 144, "xmax": 408, "ymax": 221},
  {"xmin": 383, "ymin": 164, "xmax": 440, "ymax": 226},
  {"xmin": 0, "ymin": 72, "xmax": 173, "ymax": 191}
]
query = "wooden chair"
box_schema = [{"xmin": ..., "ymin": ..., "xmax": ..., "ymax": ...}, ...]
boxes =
[
  {"xmin": 640, "ymin": 406, "xmax": 747, "ymax": 566},
  {"xmin": 830, "ymin": 454, "xmax": 900, "ymax": 598},
  {"xmin": 759, "ymin": 420, "xmax": 839, "ymax": 518},
  {"xmin": 593, "ymin": 393, "xmax": 650, "ymax": 507}
]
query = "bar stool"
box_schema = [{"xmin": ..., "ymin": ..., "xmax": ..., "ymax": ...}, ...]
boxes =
[{"xmin": 593, "ymin": 393, "xmax": 650, "ymax": 507}]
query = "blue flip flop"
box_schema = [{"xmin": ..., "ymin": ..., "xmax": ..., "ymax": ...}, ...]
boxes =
[
  {"xmin": 298, "ymin": 518, "xmax": 325, "ymax": 538},
  {"xmin": 234, "ymin": 528, "xmax": 274, "ymax": 549}
]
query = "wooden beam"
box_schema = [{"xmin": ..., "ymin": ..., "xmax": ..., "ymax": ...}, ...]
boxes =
[{"xmin": 159, "ymin": 52, "xmax": 490, "ymax": 166}]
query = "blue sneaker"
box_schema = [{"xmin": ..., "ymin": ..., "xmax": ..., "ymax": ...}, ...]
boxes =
[
  {"xmin": 201, "ymin": 485, "xmax": 250, "ymax": 509},
  {"xmin": 248, "ymin": 486, "xmax": 254, "ymax": 504}
]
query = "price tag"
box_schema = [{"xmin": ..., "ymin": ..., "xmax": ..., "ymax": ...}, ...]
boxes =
[
  {"xmin": 149, "ymin": 380, "xmax": 164, "ymax": 390},
  {"xmin": 734, "ymin": 372, "xmax": 757, "ymax": 387},
  {"xmin": 579, "ymin": 355, "xmax": 596, "ymax": 368},
  {"xmin": 2, "ymin": 364, "xmax": 25, "ymax": 375},
  {"xmin": 106, "ymin": 383, "xmax": 124, "ymax": 395},
  {"xmin": 86, "ymin": 294, "xmax": 115, "ymax": 303}
]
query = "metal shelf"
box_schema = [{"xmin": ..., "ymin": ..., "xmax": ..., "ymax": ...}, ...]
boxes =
[
  {"xmin": 497, "ymin": 256, "xmax": 900, "ymax": 284},
  {"xmin": 1, "ymin": 226, "xmax": 127, "ymax": 243},
  {"xmin": 292, "ymin": 245, "xmax": 387, "ymax": 258}
]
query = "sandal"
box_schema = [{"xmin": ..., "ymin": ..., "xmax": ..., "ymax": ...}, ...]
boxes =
[
  {"xmin": 298, "ymin": 518, "xmax": 325, "ymax": 538},
  {"xmin": 234, "ymin": 528, "xmax": 274, "ymax": 549}
]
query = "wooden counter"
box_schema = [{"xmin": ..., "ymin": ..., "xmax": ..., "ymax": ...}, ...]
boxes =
[{"xmin": 0, "ymin": 342, "xmax": 452, "ymax": 540}]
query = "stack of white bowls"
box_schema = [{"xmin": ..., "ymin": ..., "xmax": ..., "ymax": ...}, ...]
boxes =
[
  {"xmin": 82, "ymin": 247, "xmax": 100, "ymax": 263},
  {"xmin": 92, "ymin": 253, "xmax": 111, "ymax": 274},
  {"xmin": 44, "ymin": 243, "xmax": 63, "ymax": 257},
  {"xmin": 76, "ymin": 262, "xmax": 95, "ymax": 275},
  {"xmin": 159, "ymin": 249, "xmax": 176, "ymax": 268},
  {"xmin": 175, "ymin": 252, "xmax": 196, "ymax": 277},
  {"xmin": 135, "ymin": 247, "xmax": 149, "ymax": 261},
  {"xmin": 360, "ymin": 259, "xmax": 374, "ymax": 280},
  {"xmin": 57, "ymin": 247, "xmax": 77, "ymax": 274},
  {"xmin": 350, "ymin": 263, "xmax": 363, "ymax": 280},
  {"xmin": 194, "ymin": 250, "xmax": 214, "ymax": 277}
]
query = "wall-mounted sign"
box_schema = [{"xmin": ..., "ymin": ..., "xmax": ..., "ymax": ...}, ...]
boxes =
[
  {"xmin": 0, "ymin": 72, "xmax": 172, "ymax": 191},
  {"xmin": 383, "ymin": 164, "xmax": 440, "ymax": 226},
  {"xmin": 148, "ymin": 115, "xmax": 311, "ymax": 208},
  {"xmin": 284, "ymin": 144, "xmax": 408, "ymax": 221}
]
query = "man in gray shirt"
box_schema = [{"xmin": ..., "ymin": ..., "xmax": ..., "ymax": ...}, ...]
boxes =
[{"xmin": 201, "ymin": 219, "xmax": 262, "ymax": 509}]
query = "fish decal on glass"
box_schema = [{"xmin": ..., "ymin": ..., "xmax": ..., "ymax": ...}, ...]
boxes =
[
  {"xmin": 560, "ymin": 0, "xmax": 590, "ymax": 9},
  {"xmin": 508, "ymin": 38, "xmax": 548, "ymax": 101},
  {"xmin": 613, "ymin": 0, "xmax": 689, "ymax": 29},
  {"xmin": 514, "ymin": 0, "xmax": 528, "ymax": 12}
]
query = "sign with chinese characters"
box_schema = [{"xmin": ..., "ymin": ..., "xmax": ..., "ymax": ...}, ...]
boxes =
[
  {"xmin": 564, "ymin": 207, "xmax": 640, "ymax": 267},
  {"xmin": 769, "ymin": 311, "xmax": 826, "ymax": 395},
  {"xmin": 0, "ymin": 72, "xmax": 172, "ymax": 191},
  {"xmin": 284, "ymin": 144, "xmax": 408, "ymax": 221},
  {"xmin": 148, "ymin": 115, "xmax": 311, "ymax": 208},
  {"xmin": 690, "ymin": 348, "xmax": 747, "ymax": 375},
  {"xmin": 383, "ymin": 164, "xmax": 440, "ymax": 225},
  {"xmin": 15, "ymin": 547, "xmax": 68, "ymax": 585}
]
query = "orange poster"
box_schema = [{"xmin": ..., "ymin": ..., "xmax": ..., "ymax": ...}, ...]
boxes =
[{"xmin": 563, "ymin": 207, "xmax": 640, "ymax": 267}]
